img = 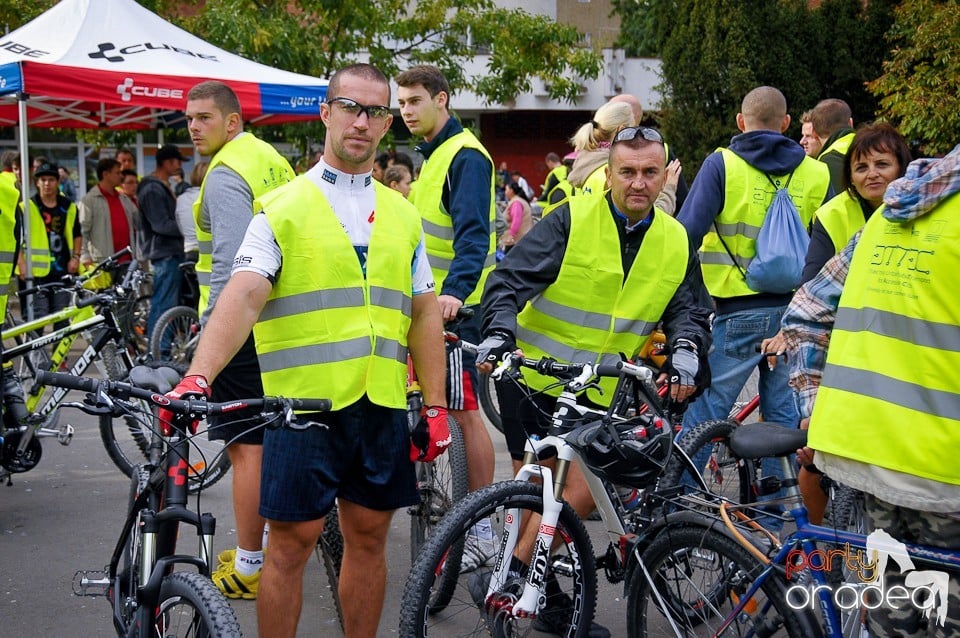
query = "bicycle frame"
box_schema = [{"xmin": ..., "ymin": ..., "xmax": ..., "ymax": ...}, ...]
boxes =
[{"xmin": 481, "ymin": 358, "xmax": 709, "ymax": 618}]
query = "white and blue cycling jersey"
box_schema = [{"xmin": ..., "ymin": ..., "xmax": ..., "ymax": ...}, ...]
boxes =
[{"xmin": 233, "ymin": 158, "xmax": 435, "ymax": 295}]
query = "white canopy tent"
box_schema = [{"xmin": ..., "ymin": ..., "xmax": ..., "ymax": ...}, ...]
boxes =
[{"xmin": 0, "ymin": 0, "xmax": 327, "ymax": 299}]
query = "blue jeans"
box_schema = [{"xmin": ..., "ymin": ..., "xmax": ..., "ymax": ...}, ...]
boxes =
[
  {"xmin": 681, "ymin": 306, "xmax": 798, "ymax": 528},
  {"xmin": 148, "ymin": 256, "xmax": 183, "ymax": 339}
]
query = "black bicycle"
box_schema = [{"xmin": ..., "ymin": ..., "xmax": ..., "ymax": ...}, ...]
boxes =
[{"xmin": 39, "ymin": 367, "xmax": 331, "ymax": 638}]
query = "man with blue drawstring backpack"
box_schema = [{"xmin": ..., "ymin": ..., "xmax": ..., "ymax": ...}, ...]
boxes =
[{"xmin": 676, "ymin": 86, "xmax": 832, "ymax": 521}]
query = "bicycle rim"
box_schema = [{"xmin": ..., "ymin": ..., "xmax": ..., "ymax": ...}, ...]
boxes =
[
  {"xmin": 149, "ymin": 306, "xmax": 200, "ymax": 366},
  {"xmin": 154, "ymin": 572, "xmax": 242, "ymax": 637},
  {"xmin": 400, "ymin": 480, "xmax": 597, "ymax": 637},
  {"xmin": 627, "ymin": 524, "xmax": 811, "ymax": 637},
  {"xmin": 477, "ymin": 371, "xmax": 503, "ymax": 433},
  {"xmin": 411, "ymin": 415, "xmax": 468, "ymax": 562}
]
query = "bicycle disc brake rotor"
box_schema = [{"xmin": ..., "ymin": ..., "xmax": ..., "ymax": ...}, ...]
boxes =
[{"xmin": 1, "ymin": 430, "xmax": 43, "ymax": 472}]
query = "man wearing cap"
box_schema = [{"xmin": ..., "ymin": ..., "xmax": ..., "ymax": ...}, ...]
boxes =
[
  {"xmin": 138, "ymin": 144, "xmax": 187, "ymax": 336},
  {"xmin": 17, "ymin": 161, "xmax": 82, "ymax": 326}
]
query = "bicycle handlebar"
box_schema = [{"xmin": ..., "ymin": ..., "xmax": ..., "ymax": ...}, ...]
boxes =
[{"xmin": 35, "ymin": 371, "xmax": 332, "ymax": 420}]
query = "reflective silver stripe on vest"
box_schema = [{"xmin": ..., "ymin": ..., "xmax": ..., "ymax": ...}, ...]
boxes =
[
  {"xmin": 612, "ymin": 318, "xmax": 658, "ymax": 339},
  {"xmin": 428, "ymin": 252, "xmax": 496, "ymax": 271},
  {"xmin": 823, "ymin": 363, "xmax": 960, "ymax": 422},
  {"xmin": 530, "ymin": 295, "xmax": 611, "ymax": 332},
  {"xmin": 0, "ymin": 251, "xmax": 14, "ymax": 262},
  {"xmin": 258, "ymin": 336, "xmax": 371, "ymax": 372},
  {"xmin": 699, "ymin": 250, "xmax": 752, "ymax": 270},
  {"xmin": 370, "ymin": 286, "xmax": 412, "ymax": 317},
  {"xmin": 374, "ymin": 337, "xmax": 408, "ymax": 364},
  {"xmin": 714, "ymin": 221, "xmax": 761, "ymax": 241},
  {"xmin": 421, "ymin": 218, "xmax": 455, "ymax": 241},
  {"xmin": 198, "ymin": 240, "xmax": 212, "ymax": 253},
  {"xmin": 30, "ymin": 249, "xmax": 50, "ymax": 260},
  {"xmin": 260, "ymin": 288, "xmax": 365, "ymax": 322},
  {"xmin": 517, "ymin": 326, "xmax": 601, "ymax": 366},
  {"xmin": 196, "ymin": 271, "xmax": 211, "ymax": 286},
  {"xmin": 836, "ymin": 307, "xmax": 960, "ymax": 353}
]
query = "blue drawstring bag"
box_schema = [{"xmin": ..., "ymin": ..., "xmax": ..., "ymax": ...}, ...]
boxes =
[{"xmin": 744, "ymin": 174, "xmax": 809, "ymax": 293}]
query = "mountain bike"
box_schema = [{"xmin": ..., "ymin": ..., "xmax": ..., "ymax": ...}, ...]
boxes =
[
  {"xmin": 147, "ymin": 261, "xmax": 200, "ymax": 364},
  {"xmin": 626, "ymin": 420, "xmax": 960, "ymax": 637},
  {"xmin": 1, "ymin": 251, "xmax": 160, "ymax": 484},
  {"xmin": 399, "ymin": 353, "xmax": 713, "ymax": 636},
  {"xmin": 39, "ymin": 366, "xmax": 330, "ymax": 638}
]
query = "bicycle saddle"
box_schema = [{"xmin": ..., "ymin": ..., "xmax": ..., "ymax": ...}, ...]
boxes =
[
  {"xmin": 728, "ymin": 421, "xmax": 807, "ymax": 459},
  {"xmin": 128, "ymin": 365, "xmax": 183, "ymax": 394}
]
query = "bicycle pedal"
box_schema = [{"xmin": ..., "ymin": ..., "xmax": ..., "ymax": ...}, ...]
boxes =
[
  {"xmin": 58, "ymin": 424, "xmax": 75, "ymax": 445},
  {"xmin": 73, "ymin": 569, "xmax": 110, "ymax": 597}
]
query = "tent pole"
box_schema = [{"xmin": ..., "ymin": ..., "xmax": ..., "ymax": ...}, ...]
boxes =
[
  {"xmin": 76, "ymin": 139, "xmax": 86, "ymax": 194},
  {"xmin": 136, "ymin": 132, "xmax": 144, "ymax": 175},
  {"xmin": 17, "ymin": 92, "xmax": 34, "ymax": 320}
]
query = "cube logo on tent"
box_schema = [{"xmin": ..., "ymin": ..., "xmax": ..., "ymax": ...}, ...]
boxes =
[
  {"xmin": 89, "ymin": 41, "xmax": 218, "ymax": 64},
  {"xmin": 116, "ymin": 78, "xmax": 184, "ymax": 103}
]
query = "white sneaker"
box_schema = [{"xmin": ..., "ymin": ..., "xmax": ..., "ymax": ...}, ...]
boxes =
[{"xmin": 460, "ymin": 533, "xmax": 498, "ymax": 573}]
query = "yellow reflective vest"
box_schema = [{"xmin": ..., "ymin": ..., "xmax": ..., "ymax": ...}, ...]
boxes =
[
  {"xmin": 809, "ymin": 193, "xmax": 960, "ymax": 486},
  {"xmin": 252, "ymin": 178, "xmax": 421, "ymax": 411},
  {"xmin": 698, "ymin": 149, "xmax": 830, "ymax": 298},
  {"xmin": 0, "ymin": 178, "xmax": 19, "ymax": 317},
  {"xmin": 409, "ymin": 130, "xmax": 495, "ymax": 305},
  {"xmin": 194, "ymin": 133, "xmax": 293, "ymax": 317},
  {"xmin": 541, "ymin": 165, "xmax": 568, "ymax": 201},
  {"xmin": 17, "ymin": 198, "xmax": 77, "ymax": 278},
  {"xmin": 516, "ymin": 195, "xmax": 688, "ymax": 404},
  {"xmin": 817, "ymin": 132, "xmax": 855, "ymax": 162},
  {"xmin": 815, "ymin": 190, "xmax": 869, "ymax": 253}
]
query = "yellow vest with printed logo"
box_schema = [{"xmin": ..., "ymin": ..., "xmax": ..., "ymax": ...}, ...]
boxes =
[
  {"xmin": 516, "ymin": 194, "xmax": 688, "ymax": 404},
  {"xmin": 0, "ymin": 179, "xmax": 19, "ymax": 317},
  {"xmin": 809, "ymin": 193, "xmax": 960, "ymax": 486},
  {"xmin": 815, "ymin": 190, "xmax": 868, "ymax": 253},
  {"xmin": 252, "ymin": 178, "xmax": 420, "ymax": 411},
  {"xmin": 409, "ymin": 129, "xmax": 495, "ymax": 306},
  {"xmin": 194, "ymin": 133, "xmax": 293, "ymax": 317},
  {"xmin": 698, "ymin": 149, "xmax": 830, "ymax": 298}
]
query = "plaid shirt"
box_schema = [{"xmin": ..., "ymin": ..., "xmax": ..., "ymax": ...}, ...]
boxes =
[{"xmin": 782, "ymin": 144, "xmax": 960, "ymax": 418}]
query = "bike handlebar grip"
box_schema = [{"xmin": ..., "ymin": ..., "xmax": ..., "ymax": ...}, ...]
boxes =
[
  {"xmin": 289, "ymin": 398, "xmax": 332, "ymax": 412},
  {"xmin": 596, "ymin": 362, "xmax": 624, "ymax": 378},
  {"xmin": 36, "ymin": 371, "xmax": 98, "ymax": 392}
]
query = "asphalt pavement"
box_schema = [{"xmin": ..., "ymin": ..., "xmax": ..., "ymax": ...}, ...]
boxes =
[{"xmin": 0, "ymin": 392, "xmax": 631, "ymax": 637}]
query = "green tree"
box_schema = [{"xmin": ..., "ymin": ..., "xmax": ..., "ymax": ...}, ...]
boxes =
[{"xmin": 869, "ymin": 0, "xmax": 960, "ymax": 155}]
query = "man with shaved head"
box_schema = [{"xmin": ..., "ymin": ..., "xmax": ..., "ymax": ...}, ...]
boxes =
[
  {"xmin": 811, "ymin": 97, "xmax": 855, "ymax": 193},
  {"xmin": 676, "ymin": 87, "xmax": 832, "ymax": 518}
]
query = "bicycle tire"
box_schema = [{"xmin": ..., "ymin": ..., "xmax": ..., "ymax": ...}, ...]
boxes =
[
  {"xmin": 661, "ymin": 419, "xmax": 755, "ymax": 506},
  {"xmin": 148, "ymin": 305, "xmax": 200, "ymax": 366},
  {"xmin": 399, "ymin": 480, "xmax": 597, "ymax": 637},
  {"xmin": 411, "ymin": 414, "xmax": 468, "ymax": 562},
  {"xmin": 823, "ymin": 484, "xmax": 870, "ymax": 637},
  {"xmin": 154, "ymin": 571, "xmax": 242, "ymax": 637},
  {"xmin": 99, "ymin": 359, "xmax": 232, "ymax": 493},
  {"xmin": 317, "ymin": 502, "xmax": 345, "ymax": 631},
  {"xmin": 626, "ymin": 524, "xmax": 814, "ymax": 638},
  {"xmin": 117, "ymin": 464, "xmax": 152, "ymax": 628},
  {"xmin": 477, "ymin": 371, "xmax": 502, "ymax": 432}
]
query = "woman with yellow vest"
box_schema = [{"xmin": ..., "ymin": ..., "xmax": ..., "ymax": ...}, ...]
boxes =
[
  {"xmin": 478, "ymin": 128, "xmax": 712, "ymax": 637},
  {"xmin": 802, "ymin": 122, "xmax": 911, "ymax": 283},
  {"xmin": 783, "ymin": 145, "xmax": 960, "ymax": 637}
]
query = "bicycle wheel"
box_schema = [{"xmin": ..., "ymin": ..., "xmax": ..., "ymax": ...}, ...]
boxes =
[
  {"xmin": 626, "ymin": 525, "xmax": 812, "ymax": 638},
  {"xmin": 477, "ymin": 371, "xmax": 502, "ymax": 432},
  {"xmin": 154, "ymin": 571, "xmax": 242, "ymax": 637},
  {"xmin": 316, "ymin": 502, "xmax": 345, "ymax": 631},
  {"xmin": 411, "ymin": 414, "xmax": 468, "ymax": 562},
  {"xmin": 824, "ymin": 484, "xmax": 869, "ymax": 637},
  {"xmin": 661, "ymin": 419, "xmax": 754, "ymax": 505},
  {"xmin": 148, "ymin": 305, "xmax": 200, "ymax": 366},
  {"xmin": 400, "ymin": 480, "xmax": 597, "ymax": 637}
]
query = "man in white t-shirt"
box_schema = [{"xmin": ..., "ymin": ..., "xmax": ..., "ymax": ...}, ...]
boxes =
[{"xmin": 161, "ymin": 63, "xmax": 449, "ymax": 638}]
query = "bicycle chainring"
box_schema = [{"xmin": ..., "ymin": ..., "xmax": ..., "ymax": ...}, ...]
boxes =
[{"xmin": 2, "ymin": 430, "xmax": 43, "ymax": 472}]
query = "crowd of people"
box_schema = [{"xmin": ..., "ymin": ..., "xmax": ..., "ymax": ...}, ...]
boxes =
[{"xmin": 2, "ymin": 62, "xmax": 958, "ymax": 638}]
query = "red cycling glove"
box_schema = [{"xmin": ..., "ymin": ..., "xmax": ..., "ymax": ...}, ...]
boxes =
[
  {"xmin": 409, "ymin": 406, "xmax": 452, "ymax": 462},
  {"xmin": 157, "ymin": 375, "xmax": 211, "ymax": 435}
]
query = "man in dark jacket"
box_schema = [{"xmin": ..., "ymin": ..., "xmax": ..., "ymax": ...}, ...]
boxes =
[
  {"xmin": 138, "ymin": 144, "xmax": 188, "ymax": 336},
  {"xmin": 479, "ymin": 127, "xmax": 712, "ymax": 638},
  {"xmin": 812, "ymin": 98, "xmax": 855, "ymax": 193}
]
